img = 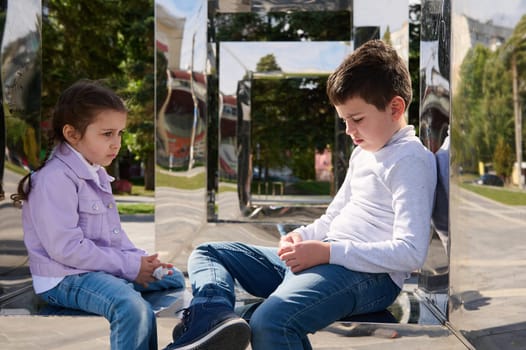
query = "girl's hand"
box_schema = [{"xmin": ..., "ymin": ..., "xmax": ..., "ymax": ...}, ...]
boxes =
[
  {"xmin": 135, "ymin": 253, "xmax": 161, "ymax": 287},
  {"xmin": 278, "ymin": 240, "xmax": 331, "ymax": 273}
]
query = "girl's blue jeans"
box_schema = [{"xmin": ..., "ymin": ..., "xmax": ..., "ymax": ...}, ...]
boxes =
[
  {"xmin": 188, "ymin": 242, "xmax": 401, "ymax": 350},
  {"xmin": 39, "ymin": 268, "xmax": 185, "ymax": 350}
]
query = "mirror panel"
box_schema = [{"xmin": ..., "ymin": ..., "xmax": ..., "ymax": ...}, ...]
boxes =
[
  {"xmin": 155, "ymin": 0, "xmax": 209, "ymax": 267},
  {"xmin": 211, "ymin": 0, "xmax": 410, "ymax": 223},
  {"xmin": 450, "ymin": 0, "xmax": 526, "ymax": 347},
  {"xmin": 417, "ymin": 0, "xmax": 450, "ymax": 322},
  {"xmin": 0, "ymin": 0, "xmax": 41, "ymax": 313}
]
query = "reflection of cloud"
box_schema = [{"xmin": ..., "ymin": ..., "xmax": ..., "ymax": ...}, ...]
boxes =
[
  {"xmin": 354, "ymin": 0, "xmax": 408, "ymax": 36},
  {"xmin": 157, "ymin": 0, "xmax": 206, "ymax": 71},
  {"xmin": 219, "ymin": 42, "xmax": 350, "ymax": 94},
  {"xmin": 454, "ymin": 0, "xmax": 526, "ymax": 27}
]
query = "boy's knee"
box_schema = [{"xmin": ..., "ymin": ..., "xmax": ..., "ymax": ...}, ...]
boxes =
[{"xmin": 249, "ymin": 299, "xmax": 287, "ymax": 334}]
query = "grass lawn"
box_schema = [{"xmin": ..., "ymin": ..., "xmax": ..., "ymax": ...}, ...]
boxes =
[
  {"xmin": 461, "ymin": 183, "xmax": 526, "ymax": 206},
  {"xmin": 155, "ymin": 168, "xmax": 205, "ymax": 189},
  {"xmin": 117, "ymin": 202, "xmax": 154, "ymax": 215}
]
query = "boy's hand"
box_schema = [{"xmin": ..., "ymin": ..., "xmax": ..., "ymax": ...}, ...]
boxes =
[
  {"xmin": 278, "ymin": 240, "xmax": 331, "ymax": 273},
  {"xmin": 278, "ymin": 231, "xmax": 303, "ymax": 254},
  {"xmin": 135, "ymin": 253, "xmax": 162, "ymax": 287}
]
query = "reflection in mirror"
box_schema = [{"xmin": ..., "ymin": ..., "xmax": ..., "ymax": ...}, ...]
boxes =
[
  {"xmin": 213, "ymin": 1, "xmax": 410, "ymax": 223},
  {"xmin": 155, "ymin": 0, "xmax": 208, "ymax": 267},
  {"xmin": 0, "ymin": 0, "xmax": 41, "ymax": 312},
  {"xmin": 212, "ymin": 7, "xmax": 353, "ymax": 223},
  {"xmin": 450, "ymin": 0, "xmax": 526, "ymax": 347},
  {"xmin": 218, "ymin": 42, "xmax": 349, "ymax": 222},
  {"xmin": 416, "ymin": 0, "xmax": 450, "ymax": 323}
]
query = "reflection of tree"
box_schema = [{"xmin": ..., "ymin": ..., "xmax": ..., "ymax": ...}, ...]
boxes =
[
  {"xmin": 252, "ymin": 76, "xmax": 333, "ymax": 181},
  {"xmin": 215, "ymin": 11, "xmax": 351, "ymax": 42},
  {"xmin": 43, "ymin": 0, "xmax": 155, "ymax": 189},
  {"xmin": 408, "ymin": 3, "xmax": 421, "ymax": 128},
  {"xmin": 256, "ymin": 54, "xmax": 281, "ymax": 72},
  {"xmin": 453, "ymin": 44, "xmax": 515, "ymax": 178}
]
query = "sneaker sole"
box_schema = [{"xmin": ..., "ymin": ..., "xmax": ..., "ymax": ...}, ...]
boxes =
[{"xmin": 173, "ymin": 318, "xmax": 251, "ymax": 350}]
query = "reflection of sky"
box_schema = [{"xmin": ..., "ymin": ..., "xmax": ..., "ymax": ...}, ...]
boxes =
[
  {"xmin": 454, "ymin": 0, "xmax": 526, "ymax": 27},
  {"xmin": 157, "ymin": 0, "xmax": 207, "ymax": 71},
  {"xmin": 354, "ymin": 0, "xmax": 408, "ymax": 36},
  {"xmin": 220, "ymin": 42, "xmax": 350, "ymax": 95},
  {"xmin": 157, "ymin": 0, "xmax": 415, "ymax": 93},
  {"xmin": 1, "ymin": 0, "xmax": 40, "ymax": 51}
]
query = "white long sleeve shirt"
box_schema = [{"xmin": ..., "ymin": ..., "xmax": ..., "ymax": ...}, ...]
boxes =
[{"xmin": 295, "ymin": 126, "xmax": 437, "ymax": 288}]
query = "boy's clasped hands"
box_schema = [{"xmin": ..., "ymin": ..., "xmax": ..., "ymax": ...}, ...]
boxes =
[{"xmin": 278, "ymin": 232, "xmax": 331, "ymax": 273}]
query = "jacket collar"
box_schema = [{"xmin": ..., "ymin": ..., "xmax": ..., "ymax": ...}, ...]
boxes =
[{"xmin": 52, "ymin": 142, "xmax": 113, "ymax": 192}]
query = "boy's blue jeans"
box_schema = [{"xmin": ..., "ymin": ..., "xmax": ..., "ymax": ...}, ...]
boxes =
[
  {"xmin": 39, "ymin": 268, "xmax": 185, "ymax": 350},
  {"xmin": 188, "ymin": 242, "xmax": 401, "ymax": 350}
]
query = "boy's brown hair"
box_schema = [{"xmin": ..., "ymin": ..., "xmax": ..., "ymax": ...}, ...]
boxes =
[{"xmin": 326, "ymin": 39, "xmax": 412, "ymax": 111}]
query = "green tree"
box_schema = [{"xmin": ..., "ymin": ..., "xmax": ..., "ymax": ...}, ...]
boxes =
[
  {"xmin": 493, "ymin": 136, "xmax": 514, "ymax": 180},
  {"xmin": 42, "ymin": 0, "xmax": 155, "ymax": 190},
  {"xmin": 256, "ymin": 54, "xmax": 282, "ymax": 72}
]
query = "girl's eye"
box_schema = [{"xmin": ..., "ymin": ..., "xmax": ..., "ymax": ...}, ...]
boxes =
[{"xmin": 103, "ymin": 131, "xmax": 113, "ymax": 137}]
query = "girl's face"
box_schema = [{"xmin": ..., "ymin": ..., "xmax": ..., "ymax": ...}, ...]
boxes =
[
  {"xmin": 66, "ymin": 110, "xmax": 127, "ymax": 166},
  {"xmin": 335, "ymin": 96, "xmax": 406, "ymax": 152}
]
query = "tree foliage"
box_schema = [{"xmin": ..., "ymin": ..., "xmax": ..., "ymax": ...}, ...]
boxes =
[{"xmin": 42, "ymin": 0, "xmax": 155, "ymax": 189}]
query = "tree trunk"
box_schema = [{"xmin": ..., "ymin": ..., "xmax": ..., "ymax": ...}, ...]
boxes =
[{"xmin": 144, "ymin": 152, "xmax": 155, "ymax": 191}]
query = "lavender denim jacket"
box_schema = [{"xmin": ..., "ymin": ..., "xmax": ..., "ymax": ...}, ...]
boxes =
[{"xmin": 22, "ymin": 143, "xmax": 145, "ymax": 281}]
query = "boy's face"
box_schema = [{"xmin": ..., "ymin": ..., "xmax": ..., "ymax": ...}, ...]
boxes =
[{"xmin": 335, "ymin": 96, "xmax": 406, "ymax": 152}]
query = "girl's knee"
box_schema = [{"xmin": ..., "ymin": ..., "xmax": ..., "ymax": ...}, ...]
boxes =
[{"xmin": 112, "ymin": 293, "xmax": 153, "ymax": 322}]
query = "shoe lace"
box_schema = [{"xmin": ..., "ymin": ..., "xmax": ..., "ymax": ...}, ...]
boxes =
[{"xmin": 177, "ymin": 307, "xmax": 192, "ymax": 332}]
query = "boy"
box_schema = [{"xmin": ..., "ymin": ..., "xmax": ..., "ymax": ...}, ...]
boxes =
[{"xmin": 164, "ymin": 39, "xmax": 437, "ymax": 350}]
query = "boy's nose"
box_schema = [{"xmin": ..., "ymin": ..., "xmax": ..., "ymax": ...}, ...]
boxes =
[{"xmin": 345, "ymin": 121, "xmax": 356, "ymax": 135}]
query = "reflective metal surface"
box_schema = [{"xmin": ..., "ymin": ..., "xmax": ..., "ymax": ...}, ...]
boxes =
[
  {"xmin": 449, "ymin": 0, "xmax": 526, "ymax": 348},
  {"xmin": 3, "ymin": 3, "xmax": 524, "ymax": 348},
  {"xmin": 417, "ymin": 0, "xmax": 450, "ymax": 322},
  {"xmin": 156, "ymin": 0, "xmax": 445, "ymax": 328},
  {"xmin": 0, "ymin": 0, "xmax": 41, "ymax": 312}
]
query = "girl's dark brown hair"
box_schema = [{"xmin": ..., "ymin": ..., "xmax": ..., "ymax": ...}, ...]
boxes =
[{"xmin": 10, "ymin": 79, "xmax": 127, "ymax": 207}]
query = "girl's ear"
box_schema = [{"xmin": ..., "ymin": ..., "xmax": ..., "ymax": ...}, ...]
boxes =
[
  {"xmin": 390, "ymin": 96, "xmax": 406, "ymax": 121},
  {"xmin": 63, "ymin": 124, "xmax": 80, "ymax": 145}
]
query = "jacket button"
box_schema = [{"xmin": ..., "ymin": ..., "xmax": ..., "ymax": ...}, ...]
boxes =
[
  {"xmin": 92, "ymin": 204, "xmax": 99, "ymax": 210},
  {"xmin": 107, "ymin": 203, "xmax": 114, "ymax": 209},
  {"xmin": 113, "ymin": 228, "xmax": 120, "ymax": 234}
]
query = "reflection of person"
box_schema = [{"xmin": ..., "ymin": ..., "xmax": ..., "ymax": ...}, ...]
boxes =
[
  {"xmin": 164, "ymin": 40, "xmax": 437, "ymax": 350},
  {"xmin": 432, "ymin": 130, "xmax": 450, "ymax": 253},
  {"xmin": 11, "ymin": 80, "xmax": 185, "ymax": 350}
]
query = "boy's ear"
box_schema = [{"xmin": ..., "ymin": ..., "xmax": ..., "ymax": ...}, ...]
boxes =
[
  {"xmin": 390, "ymin": 96, "xmax": 406, "ymax": 120},
  {"xmin": 63, "ymin": 124, "xmax": 80, "ymax": 145}
]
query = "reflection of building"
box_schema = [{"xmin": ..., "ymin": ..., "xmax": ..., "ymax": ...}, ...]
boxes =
[
  {"xmin": 155, "ymin": 3, "xmax": 206, "ymax": 170},
  {"xmin": 156, "ymin": 3, "xmax": 185, "ymax": 71},
  {"xmin": 157, "ymin": 70, "xmax": 206, "ymax": 170},
  {"xmin": 390, "ymin": 21, "xmax": 409, "ymax": 64},
  {"xmin": 219, "ymin": 94, "xmax": 237, "ymax": 178},
  {"xmin": 451, "ymin": 13, "xmax": 513, "ymax": 91}
]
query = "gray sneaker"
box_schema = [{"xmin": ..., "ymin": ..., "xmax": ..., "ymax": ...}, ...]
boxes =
[{"xmin": 163, "ymin": 302, "xmax": 251, "ymax": 350}]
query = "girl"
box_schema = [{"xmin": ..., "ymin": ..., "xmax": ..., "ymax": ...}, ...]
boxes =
[{"xmin": 11, "ymin": 79, "xmax": 185, "ymax": 350}]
